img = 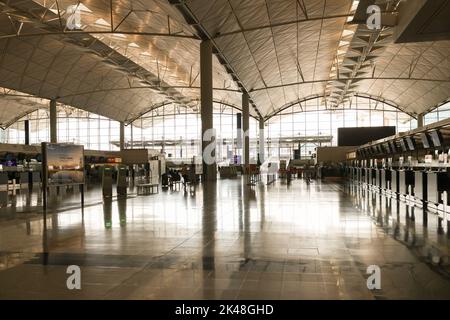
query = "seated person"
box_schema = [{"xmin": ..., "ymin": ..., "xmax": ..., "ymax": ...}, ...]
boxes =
[{"xmin": 169, "ymin": 169, "xmax": 181, "ymax": 183}]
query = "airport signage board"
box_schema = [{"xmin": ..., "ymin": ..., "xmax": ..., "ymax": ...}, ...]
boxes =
[{"xmin": 42, "ymin": 143, "xmax": 85, "ymax": 187}]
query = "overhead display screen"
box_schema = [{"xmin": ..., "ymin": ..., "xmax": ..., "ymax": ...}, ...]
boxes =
[
  {"xmin": 338, "ymin": 126, "xmax": 396, "ymax": 146},
  {"xmin": 421, "ymin": 133, "xmax": 431, "ymax": 148},
  {"xmin": 399, "ymin": 139, "xmax": 408, "ymax": 152},
  {"xmin": 389, "ymin": 141, "xmax": 397, "ymax": 153},
  {"xmin": 404, "ymin": 137, "xmax": 415, "ymax": 151},
  {"xmin": 429, "ymin": 130, "xmax": 442, "ymax": 147}
]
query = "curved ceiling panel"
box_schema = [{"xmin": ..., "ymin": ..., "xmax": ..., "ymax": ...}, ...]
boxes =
[
  {"xmin": 0, "ymin": 0, "xmax": 244, "ymax": 123},
  {"xmin": 180, "ymin": 0, "xmax": 450, "ymax": 118},
  {"xmin": 0, "ymin": 0, "xmax": 448, "ymax": 124},
  {"xmin": 0, "ymin": 89, "xmax": 49, "ymax": 128}
]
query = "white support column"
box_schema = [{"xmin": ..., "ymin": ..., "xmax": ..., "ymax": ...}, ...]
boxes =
[
  {"xmin": 201, "ymin": 40, "xmax": 216, "ymax": 181},
  {"xmin": 259, "ymin": 117, "xmax": 265, "ymax": 164},
  {"xmin": 417, "ymin": 113, "xmax": 424, "ymax": 128}
]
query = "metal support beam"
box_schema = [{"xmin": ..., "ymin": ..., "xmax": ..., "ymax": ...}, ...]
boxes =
[
  {"xmin": 170, "ymin": 0, "xmax": 262, "ymax": 118},
  {"xmin": 49, "ymin": 99, "xmax": 57, "ymax": 143},
  {"xmin": 201, "ymin": 40, "xmax": 216, "ymax": 181}
]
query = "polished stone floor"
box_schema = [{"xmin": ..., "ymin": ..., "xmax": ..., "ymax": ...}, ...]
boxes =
[{"xmin": 0, "ymin": 177, "xmax": 450, "ymax": 300}]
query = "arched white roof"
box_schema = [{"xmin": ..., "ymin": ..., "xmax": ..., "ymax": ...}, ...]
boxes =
[{"xmin": 0, "ymin": 0, "xmax": 448, "ymax": 127}]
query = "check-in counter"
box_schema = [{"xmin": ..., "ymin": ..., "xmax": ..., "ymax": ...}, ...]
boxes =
[
  {"xmin": 399, "ymin": 169, "xmax": 415, "ymax": 199},
  {"xmin": 375, "ymin": 169, "xmax": 381, "ymax": 189},
  {"xmin": 18, "ymin": 171, "xmax": 29, "ymax": 189},
  {"xmin": 413, "ymin": 171, "xmax": 426, "ymax": 207},
  {"xmin": 360, "ymin": 168, "xmax": 366, "ymax": 184},
  {"xmin": 30, "ymin": 171, "xmax": 41, "ymax": 189},
  {"xmin": 357, "ymin": 168, "xmax": 363, "ymax": 183},
  {"xmin": 348, "ymin": 167, "xmax": 354, "ymax": 180},
  {"xmin": 365, "ymin": 168, "xmax": 371, "ymax": 185},
  {"xmin": 369, "ymin": 168, "xmax": 377, "ymax": 189},
  {"xmin": 389, "ymin": 169, "xmax": 398, "ymax": 197},
  {"xmin": 427, "ymin": 171, "xmax": 450, "ymax": 228},
  {"xmin": 381, "ymin": 169, "xmax": 391, "ymax": 192},
  {"xmin": 426, "ymin": 171, "xmax": 450, "ymax": 213}
]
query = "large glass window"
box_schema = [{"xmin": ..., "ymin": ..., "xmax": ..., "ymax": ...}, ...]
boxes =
[
  {"xmin": 265, "ymin": 96, "xmax": 417, "ymax": 159},
  {"xmin": 0, "ymin": 103, "xmax": 260, "ymax": 163},
  {"xmin": 0, "ymin": 96, "xmax": 424, "ymax": 162},
  {"xmin": 136, "ymin": 103, "xmax": 258, "ymax": 163},
  {"xmin": 0, "ymin": 107, "xmax": 122, "ymax": 151},
  {"xmin": 424, "ymin": 101, "xmax": 450, "ymax": 125}
]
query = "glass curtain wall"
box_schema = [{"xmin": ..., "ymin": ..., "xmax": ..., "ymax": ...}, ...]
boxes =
[
  {"xmin": 0, "ymin": 103, "xmax": 259, "ymax": 162},
  {"xmin": 1, "ymin": 108, "xmax": 121, "ymax": 151},
  {"xmin": 130, "ymin": 103, "xmax": 258, "ymax": 163},
  {"xmin": 424, "ymin": 101, "xmax": 450, "ymax": 125},
  {"xmin": 265, "ymin": 96, "xmax": 417, "ymax": 159},
  {"xmin": 1, "ymin": 97, "xmax": 423, "ymax": 161}
]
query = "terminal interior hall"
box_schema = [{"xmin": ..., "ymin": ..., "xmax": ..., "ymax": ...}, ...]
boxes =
[{"xmin": 0, "ymin": 0, "xmax": 450, "ymax": 300}]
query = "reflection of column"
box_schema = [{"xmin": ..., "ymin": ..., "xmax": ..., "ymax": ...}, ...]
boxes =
[
  {"xmin": 26, "ymin": 219, "xmax": 31, "ymax": 235},
  {"xmin": 384, "ymin": 197, "xmax": 391, "ymax": 226},
  {"xmin": 242, "ymin": 182, "xmax": 251, "ymax": 260},
  {"xmin": 410, "ymin": 207, "xmax": 416, "ymax": 243},
  {"xmin": 202, "ymin": 181, "xmax": 217, "ymax": 273},
  {"xmin": 242, "ymin": 92, "xmax": 249, "ymax": 169},
  {"xmin": 120, "ymin": 122, "xmax": 125, "ymax": 150},
  {"xmin": 118, "ymin": 197, "xmax": 127, "ymax": 227},
  {"xmin": 404, "ymin": 214, "xmax": 410, "ymax": 242},
  {"xmin": 50, "ymin": 99, "xmax": 57, "ymax": 143},
  {"xmin": 394, "ymin": 201, "xmax": 400, "ymax": 239},
  {"xmin": 200, "ymin": 40, "xmax": 216, "ymax": 181},
  {"xmin": 258, "ymin": 183, "xmax": 265, "ymax": 231},
  {"xmin": 103, "ymin": 199, "xmax": 112, "ymax": 229},
  {"xmin": 447, "ymin": 221, "xmax": 450, "ymax": 239},
  {"xmin": 377, "ymin": 195, "xmax": 383, "ymax": 225},
  {"xmin": 42, "ymin": 217, "xmax": 49, "ymax": 265},
  {"xmin": 422, "ymin": 204, "xmax": 428, "ymax": 227},
  {"xmin": 200, "ymin": 181, "xmax": 217, "ymax": 298}
]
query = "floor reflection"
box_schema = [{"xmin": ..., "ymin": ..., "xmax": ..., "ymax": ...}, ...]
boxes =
[
  {"xmin": 0, "ymin": 179, "xmax": 449, "ymax": 299},
  {"xmin": 347, "ymin": 183, "xmax": 450, "ymax": 276}
]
